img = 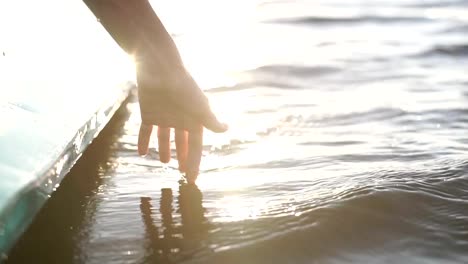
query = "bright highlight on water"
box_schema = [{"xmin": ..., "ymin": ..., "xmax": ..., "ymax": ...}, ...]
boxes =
[{"xmin": 2, "ymin": 0, "xmax": 468, "ymax": 263}]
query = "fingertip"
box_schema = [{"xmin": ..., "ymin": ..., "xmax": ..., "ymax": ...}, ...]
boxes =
[
  {"xmin": 215, "ymin": 123, "xmax": 229, "ymax": 133},
  {"xmin": 160, "ymin": 156, "xmax": 170, "ymax": 163},
  {"xmin": 138, "ymin": 124, "xmax": 153, "ymax": 156},
  {"xmin": 138, "ymin": 148, "xmax": 149, "ymax": 156},
  {"xmin": 205, "ymin": 120, "xmax": 229, "ymax": 133},
  {"xmin": 186, "ymin": 125, "xmax": 203, "ymax": 184},
  {"xmin": 219, "ymin": 123, "xmax": 229, "ymax": 132},
  {"xmin": 185, "ymin": 171, "xmax": 198, "ymax": 184}
]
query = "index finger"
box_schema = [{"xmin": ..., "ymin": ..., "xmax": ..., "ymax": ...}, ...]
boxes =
[
  {"xmin": 138, "ymin": 123, "xmax": 153, "ymax": 156},
  {"xmin": 186, "ymin": 125, "xmax": 203, "ymax": 184}
]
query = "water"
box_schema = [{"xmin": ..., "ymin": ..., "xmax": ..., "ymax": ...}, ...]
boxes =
[{"xmin": 6, "ymin": 0, "xmax": 468, "ymax": 263}]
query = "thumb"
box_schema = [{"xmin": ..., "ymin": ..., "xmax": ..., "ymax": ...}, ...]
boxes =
[
  {"xmin": 170, "ymin": 69, "xmax": 229, "ymax": 133},
  {"xmin": 201, "ymin": 110, "xmax": 228, "ymax": 133}
]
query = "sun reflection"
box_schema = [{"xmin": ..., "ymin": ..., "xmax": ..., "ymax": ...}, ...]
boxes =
[
  {"xmin": 150, "ymin": 0, "xmax": 259, "ymax": 90},
  {"xmin": 213, "ymin": 195, "xmax": 261, "ymax": 222}
]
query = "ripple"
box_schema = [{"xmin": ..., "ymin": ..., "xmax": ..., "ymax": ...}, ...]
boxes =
[
  {"xmin": 265, "ymin": 15, "xmax": 430, "ymax": 26},
  {"xmin": 417, "ymin": 43, "xmax": 468, "ymax": 57},
  {"xmin": 197, "ymin": 167, "xmax": 468, "ymax": 263}
]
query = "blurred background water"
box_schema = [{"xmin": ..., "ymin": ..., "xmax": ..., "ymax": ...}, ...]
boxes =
[{"xmin": 5, "ymin": 0, "xmax": 468, "ymax": 263}]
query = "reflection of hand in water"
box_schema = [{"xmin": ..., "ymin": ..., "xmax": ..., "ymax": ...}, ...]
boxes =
[
  {"xmin": 140, "ymin": 182, "xmax": 208, "ymax": 262},
  {"xmin": 177, "ymin": 182, "xmax": 208, "ymax": 241},
  {"xmin": 140, "ymin": 196, "xmax": 160, "ymax": 260}
]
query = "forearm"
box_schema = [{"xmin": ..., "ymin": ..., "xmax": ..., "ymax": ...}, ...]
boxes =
[{"xmin": 83, "ymin": 0, "xmax": 186, "ymax": 71}]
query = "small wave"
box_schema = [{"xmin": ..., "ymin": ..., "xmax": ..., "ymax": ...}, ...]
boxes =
[
  {"xmin": 243, "ymin": 156, "xmax": 329, "ymax": 169},
  {"xmin": 7, "ymin": 102, "xmax": 38, "ymax": 113},
  {"xmin": 313, "ymin": 107, "xmax": 407, "ymax": 127},
  {"xmin": 207, "ymin": 64, "xmax": 340, "ymax": 93},
  {"xmin": 265, "ymin": 15, "xmax": 428, "ymax": 26},
  {"xmin": 407, "ymin": 0, "xmax": 468, "ymax": 8},
  {"xmin": 200, "ymin": 168, "xmax": 468, "ymax": 263},
  {"xmin": 432, "ymin": 44, "xmax": 468, "ymax": 56},
  {"xmin": 417, "ymin": 44, "xmax": 468, "ymax": 57},
  {"xmin": 336, "ymin": 153, "xmax": 436, "ymax": 162},
  {"xmin": 207, "ymin": 80, "xmax": 297, "ymax": 93},
  {"xmin": 396, "ymin": 108, "xmax": 468, "ymax": 129},
  {"xmin": 439, "ymin": 24, "xmax": 468, "ymax": 34},
  {"xmin": 298, "ymin": 140, "xmax": 364, "ymax": 147},
  {"xmin": 254, "ymin": 64, "xmax": 340, "ymax": 78},
  {"xmin": 257, "ymin": 108, "xmax": 407, "ymax": 140}
]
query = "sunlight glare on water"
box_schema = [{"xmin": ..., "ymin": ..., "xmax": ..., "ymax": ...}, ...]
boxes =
[
  {"xmin": 149, "ymin": 0, "xmax": 259, "ymax": 89},
  {"xmin": 5, "ymin": 0, "xmax": 468, "ymax": 263}
]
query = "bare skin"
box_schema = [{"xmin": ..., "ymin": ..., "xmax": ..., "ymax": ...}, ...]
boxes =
[{"xmin": 84, "ymin": 0, "xmax": 227, "ymax": 183}]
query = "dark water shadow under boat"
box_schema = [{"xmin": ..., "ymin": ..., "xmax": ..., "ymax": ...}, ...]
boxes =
[{"xmin": 5, "ymin": 96, "xmax": 133, "ymax": 264}]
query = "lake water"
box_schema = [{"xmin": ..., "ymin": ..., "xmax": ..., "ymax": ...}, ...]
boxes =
[{"xmin": 6, "ymin": 0, "xmax": 468, "ymax": 263}]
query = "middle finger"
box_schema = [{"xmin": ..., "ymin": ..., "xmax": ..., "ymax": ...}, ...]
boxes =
[
  {"xmin": 175, "ymin": 129, "xmax": 188, "ymax": 172},
  {"xmin": 157, "ymin": 126, "xmax": 171, "ymax": 163}
]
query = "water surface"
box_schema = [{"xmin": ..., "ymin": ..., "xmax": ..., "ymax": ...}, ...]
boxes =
[{"xmin": 6, "ymin": 0, "xmax": 468, "ymax": 263}]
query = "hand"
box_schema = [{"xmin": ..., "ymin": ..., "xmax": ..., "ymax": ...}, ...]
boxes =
[
  {"xmin": 83, "ymin": 0, "xmax": 227, "ymax": 183},
  {"xmin": 136, "ymin": 64, "xmax": 227, "ymax": 184}
]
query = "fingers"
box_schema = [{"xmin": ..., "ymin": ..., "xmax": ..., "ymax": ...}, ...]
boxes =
[
  {"xmin": 175, "ymin": 129, "xmax": 188, "ymax": 173},
  {"xmin": 139, "ymin": 125, "xmax": 202, "ymax": 185},
  {"xmin": 186, "ymin": 125, "xmax": 203, "ymax": 184},
  {"xmin": 157, "ymin": 127, "xmax": 171, "ymax": 163},
  {"xmin": 138, "ymin": 123, "xmax": 153, "ymax": 156}
]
